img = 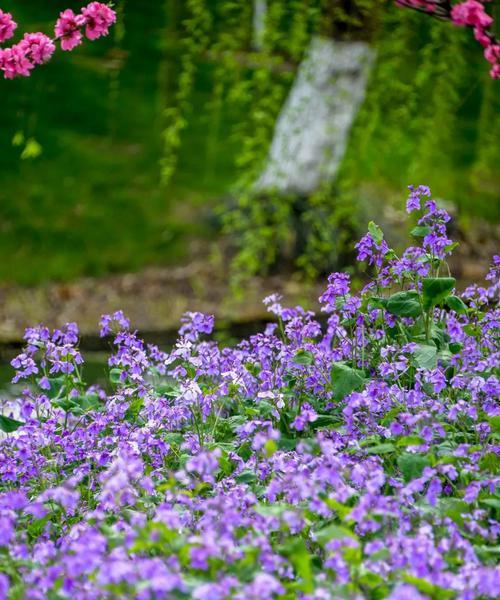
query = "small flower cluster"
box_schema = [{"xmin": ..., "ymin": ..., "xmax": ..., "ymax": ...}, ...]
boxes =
[
  {"xmin": 0, "ymin": 186, "xmax": 498, "ymax": 599},
  {"xmin": 0, "ymin": 2, "xmax": 116, "ymax": 80},
  {"xmin": 396, "ymin": 0, "xmax": 499, "ymax": 78}
]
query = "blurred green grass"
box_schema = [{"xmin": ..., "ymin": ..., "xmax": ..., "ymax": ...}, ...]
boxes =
[{"xmin": 0, "ymin": 1, "xmax": 240, "ymax": 284}]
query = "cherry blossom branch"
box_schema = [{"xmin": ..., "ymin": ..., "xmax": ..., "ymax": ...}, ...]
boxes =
[
  {"xmin": 0, "ymin": 2, "xmax": 116, "ymax": 80},
  {"xmin": 396, "ymin": 0, "xmax": 499, "ymax": 78}
]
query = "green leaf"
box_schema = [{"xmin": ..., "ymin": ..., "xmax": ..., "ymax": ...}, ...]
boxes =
[
  {"xmin": 310, "ymin": 414, "xmax": 340, "ymax": 429},
  {"xmin": 479, "ymin": 452, "xmax": 500, "ymax": 474},
  {"xmin": 293, "ymin": 350, "xmax": 315, "ymax": 366},
  {"xmin": 365, "ymin": 443, "xmax": 396, "ymax": 455},
  {"xmin": 410, "ymin": 225, "xmax": 431, "ymax": 238},
  {"xmin": 396, "ymin": 435, "xmax": 425, "ymax": 447},
  {"xmin": 155, "ymin": 383, "xmax": 180, "ymax": 398},
  {"xmin": 480, "ymin": 497, "xmax": 500, "ymax": 510},
  {"xmin": 330, "ymin": 363, "xmax": 365, "ymax": 402},
  {"xmin": 439, "ymin": 498, "xmax": 468, "ymax": 526},
  {"xmin": 313, "ymin": 523, "xmax": 357, "ymax": 546},
  {"xmin": 446, "ymin": 295, "xmax": 467, "ymax": 314},
  {"xmin": 0, "ymin": 414, "xmax": 24, "ymax": 433},
  {"xmin": 280, "ymin": 538, "xmax": 313, "ymax": 592},
  {"xmin": 358, "ymin": 570, "xmax": 386, "ymax": 591},
  {"xmin": 449, "ymin": 342, "xmax": 463, "ymax": 354},
  {"xmin": 489, "ymin": 416, "xmax": 500, "ymax": 434},
  {"xmin": 20, "ymin": 137, "xmax": 42, "ymax": 160},
  {"xmin": 163, "ymin": 432, "xmax": 184, "ymax": 445},
  {"xmin": 368, "ymin": 221, "xmax": 384, "ymax": 245},
  {"xmin": 235, "ymin": 469, "xmax": 257, "ymax": 484},
  {"xmin": 78, "ymin": 393, "xmax": 100, "ymax": 412},
  {"xmin": 125, "ymin": 396, "xmax": 144, "ymax": 422},
  {"xmin": 109, "ymin": 368, "xmax": 122, "ymax": 384},
  {"xmin": 412, "ymin": 344, "xmax": 437, "ymax": 370},
  {"xmin": 45, "ymin": 376, "xmax": 65, "ymax": 400},
  {"xmin": 402, "ymin": 574, "xmax": 455, "ymax": 599},
  {"xmin": 12, "ymin": 131, "xmax": 25, "ymax": 147},
  {"xmin": 255, "ymin": 502, "xmax": 294, "ymax": 518},
  {"xmin": 397, "ymin": 452, "xmax": 430, "ymax": 482},
  {"xmin": 386, "ymin": 290, "xmax": 421, "ymax": 318},
  {"xmin": 422, "ymin": 278, "xmax": 456, "ymax": 311},
  {"xmin": 473, "ymin": 545, "xmax": 500, "ymax": 562}
]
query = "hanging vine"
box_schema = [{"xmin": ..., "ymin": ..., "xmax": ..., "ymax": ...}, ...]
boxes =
[
  {"xmin": 160, "ymin": 0, "xmax": 212, "ymax": 186},
  {"xmin": 158, "ymin": 0, "xmax": 498, "ymax": 282}
]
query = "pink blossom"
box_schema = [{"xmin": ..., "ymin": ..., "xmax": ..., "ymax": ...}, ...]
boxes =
[
  {"xmin": 0, "ymin": 9, "xmax": 17, "ymax": 44},
  {"xmin": 82, "ymin": 2, "xmax": 117, "ymax": 41},
  {"xmin": 484, "ymin": 43, "xmax": 500, "ymax": 64},
  {"xmin": 451, "ymin": 0, "xmax": 493, "ymax": 28},
  {"xmin": 0, "ymin": 45, "xmax": 33, "ymax": 79},
  {"xmin": 19, "ymin": 33, "xmax": 56, "ymax": 65},
  {"xmin": 474, "ymin": 25, "xmax": 491, "ymax": 47},
  {"xmin": 54, "ymin": 9, "xmax": 86, "ymax": 51}
]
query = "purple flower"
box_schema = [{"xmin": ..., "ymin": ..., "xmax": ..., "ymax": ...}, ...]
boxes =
[
  {"xmin": 355, "ymin": 233, "xmax": 390, "ymax": 269},
  {"xmin": 291, "ymin": 403, "xmax": 318, "ymax": 431},
  {"xmin": 99, "ymin": 310, "xmax": 130, "ymax": 337},
  {"xmin": 406, "ymin": 184, "xmax": 431, "ymax": 213}
]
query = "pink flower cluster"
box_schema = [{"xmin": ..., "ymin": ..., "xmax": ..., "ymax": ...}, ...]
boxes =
[
  {"xmin": 396, "ymin": 0, "xmax": 499, "ymax": 78},
  {"xmin": 0, "ymin": 9, "xmax": 16, "ymax": 43},
  {"xmin": 0, "ymin": 33, "xmax": 55, "ymax": 79},
  {"xmin": 451, "ymin": 0, "xmax": 499, "ymax": 78},
  {"xmin": 0, "ymin": 2, "xmax": 116, "ymax": 80}
]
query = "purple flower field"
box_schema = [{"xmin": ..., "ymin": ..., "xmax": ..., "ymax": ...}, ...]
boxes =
[{"xmin": 0, "ymin": 187, "xmax": 498, "ymax": 599}]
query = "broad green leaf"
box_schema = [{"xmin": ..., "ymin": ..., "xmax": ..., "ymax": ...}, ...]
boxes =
[
  {"xmin": 125, "ymin": 396, "xmax": 144, "ymax": 422},
  {"xmin": 235, "ymin": 469, "xmax": 257, "ymax": 484},
  {"xmin": 410, "ymin": 225, "xmax": 431, "ymax": 238},
  {"xmin": 255, "ymin": 502, "xmax": 294, "ymax": 517},
  {"xmin": 439, "ymin": 498, "xmax": 468, "ymax": 526},
  {"xmin": 155, "ymin": 383, "xmax": 180, "ymax": 397},
  {"xmin": 0, "ymin": 414, "xmax": 24, "ymax": 433},
  {"xmin": 313, "ymin": 523, "xmax": 357, "ymax": 545},
  {"xmin": 281, "ymin": 538, "xmax": 313, "ymax": 592},
  {"xmin": 402, "ymin": 574, "xmax": 455, "ymax": 599},
  {"xmin": 293, "ymin": 350, "xmax": 315, "ymax": 366},
  {"xmin": 386, "ymin": 290, "xmax": 421, "ymax": 318},
  {"xmin": 310, "ymin": 414, "xmax": 340, "ymax": 429},
  {"xmin": 480, "ymin": 498, "xmax": 500, "ymax": 511},
  {"xmin": 489, "ymin": 416, "xmax": 500, "ymax": 434},
  {"xmin": 368, "ymin": 221, "xmax": 384, "ymax": 245},
  {"xmin": 323, "ymin": 497, "xmax": 353, "ymax": 519},
  {"xmin": 413, "ymin": 344, "xmax": 437, "ymax": 370},
  {"xmin": 109, "ymin": 368, "xmax": 123, "ymax": 384},
  {"xmin": 163, "ymin": 432, "xmax": 184, "ymax": 445},
  {"xmin": 479, "ymin": 453, "xmax": 499, "ymax": 473},
  {"xmin": 422, "ymin": 277, "xmax": 456, "ymax": 311},
  {"xmin": 358, "ymin": 570, "xmax": 386, "ymax": 591},
  {"xmin": 449, "ymin": 342, "xmax": 463, "ymax": 354},
  {"xmin": 396, "ymin": 435, "xmax": 425, "ymax": 447},
  {"xmin": 365, "ymin": 443, "xmax": 396, "ymax": 455},
  {"xmin": 398, "ymin": 452, "xmax": 430, "ymax": 482},
  {"xmin": 257, "ymin": 400, "xmax": 276, "ymax": 418},
  {"xmin": 446, "ymin": 295, "xmax": 468, "ymax": 314},
  {"xmin": 278, "ymin": 437, "xmax": 299, "ymax": 451},
  {"xmin": 78, "ymin": 393, "xmax": 100, "ymax": 412},
  {"xmin": 473, "ymin": 545, "xmax": 500, "ymax": 562},
  {"xmin": 330, "ymin": 363, "xmax": 365, "ymax": 402},
  {"xmin": 45, "ymin": 376, "xmax": 65, "ymax": 400}
]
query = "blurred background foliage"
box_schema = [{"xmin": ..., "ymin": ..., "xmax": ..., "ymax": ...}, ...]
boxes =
[{"xmin": 0, "ymin": 0, "xmax": 498, "ymax": 286}]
